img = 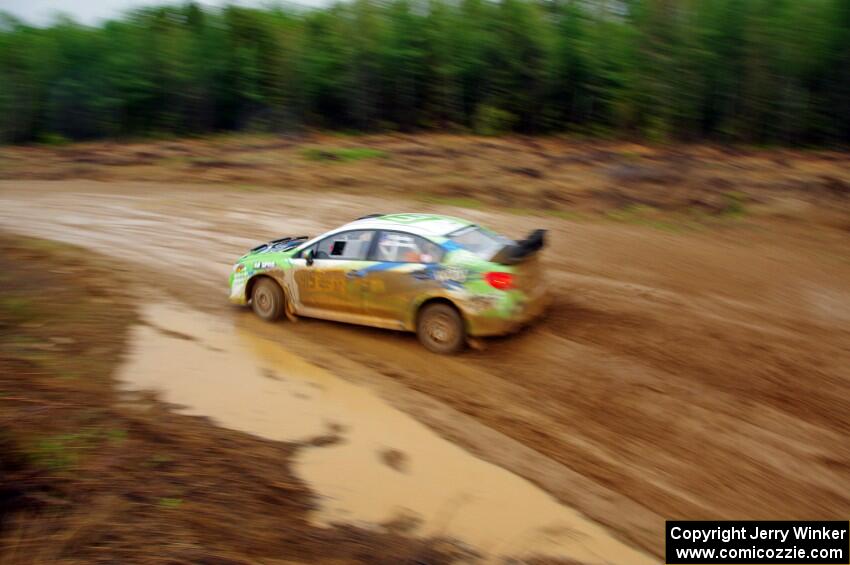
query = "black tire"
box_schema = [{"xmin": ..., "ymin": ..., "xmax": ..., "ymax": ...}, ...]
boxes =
[
  {"xmin": 251, "ymin": 278, "xmax": 285, "ymax": 321},
  {"xmin": 417, "ymin": 303, "xmax": 465, "ymax": 354}
]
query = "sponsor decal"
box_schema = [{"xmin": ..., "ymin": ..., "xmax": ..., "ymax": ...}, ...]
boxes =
[
  {"xmin": 466, "ymin": 295, "xmax": 498, "ymax": 312},
  {"xmin": 434, "ymin": 266, "xmax": 467, "ymax": 283}
]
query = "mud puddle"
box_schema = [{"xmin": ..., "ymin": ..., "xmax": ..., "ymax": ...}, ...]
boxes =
[{"xmin": 118, "ymin": 302, "xmax": 654, "ymax": 563}]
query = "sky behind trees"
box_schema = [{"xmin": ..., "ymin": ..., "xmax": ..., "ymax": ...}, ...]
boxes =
[{"xmin": 1, "ymin": 0, "xmax": 297, "ymax": 26}]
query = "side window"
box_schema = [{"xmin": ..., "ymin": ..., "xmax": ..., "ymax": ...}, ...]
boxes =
[
  {"xmin": 373, "ymin": 231, "xmax": 443, "ymax": 263},
  {"xmin": 314, "ymin": 230, "xmax": 375, "ymax": 260}
]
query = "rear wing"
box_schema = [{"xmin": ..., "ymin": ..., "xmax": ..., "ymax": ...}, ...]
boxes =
[{"xmin": 491, "ymin": 229, "xmax": 546, "ymax": 265}]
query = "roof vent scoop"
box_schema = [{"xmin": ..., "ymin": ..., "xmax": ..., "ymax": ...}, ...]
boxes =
[
  {"xmin": 248, "ymin": 235, "xmax": 309, "ymax": 254},
  {"xmin": 491, "ymin": 229, "xmax": 547, "ymax": 264}
]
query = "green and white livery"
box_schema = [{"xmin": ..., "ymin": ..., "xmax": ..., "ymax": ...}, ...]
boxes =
[{"xmin": 229, "ymin": 213, "xmax": 548, "ymax": 353}]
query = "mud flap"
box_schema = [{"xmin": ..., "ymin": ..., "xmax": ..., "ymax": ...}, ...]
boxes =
[{"xmin": 285, "ymin": 297, "xmax": 299, "ymax": 323}]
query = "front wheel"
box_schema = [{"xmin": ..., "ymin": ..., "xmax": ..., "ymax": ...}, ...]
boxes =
[
  {"xmin": 252, "ymin": 278, "xmax": 285, "ymax": 321},
  {"xmin": 417, "ymin": 303, "xmax": 465, "ymax": 354}
]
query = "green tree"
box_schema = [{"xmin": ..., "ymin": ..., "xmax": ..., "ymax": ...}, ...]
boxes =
[{"xmin": 0, "ymin": 0, "xmax": 847, "ymax": 144}]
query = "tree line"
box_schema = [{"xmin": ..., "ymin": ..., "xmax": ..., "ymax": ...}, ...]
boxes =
[{"xmin": 0, "ymin": 0, "xmax": 848, "ymax": 145}]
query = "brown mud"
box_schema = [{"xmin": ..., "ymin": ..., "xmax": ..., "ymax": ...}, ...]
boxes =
[
  {"xmin": 117, "ymin": 301, "xmax": 652, "ymax": 562},
  {"xmin": 0, "ymin": 235, "xmax": 474, "ymax": 564},
  {"xmin": 1, "ymin": 135, "xmax": 849, "ymax": 560}
]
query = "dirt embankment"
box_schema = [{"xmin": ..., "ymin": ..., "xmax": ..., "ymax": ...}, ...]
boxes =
[
  {"xmin": 0, "ymin": 236, "xmax": 470, "ymax": 564},
  {"xmin": 1, "ymin": 133, "xmax": 849, "ymax": 228}
]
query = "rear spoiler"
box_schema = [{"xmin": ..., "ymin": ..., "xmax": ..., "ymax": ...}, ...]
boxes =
[{"xmin": 491, "ymin": 229, "xmax": 546, "ymax": 265}]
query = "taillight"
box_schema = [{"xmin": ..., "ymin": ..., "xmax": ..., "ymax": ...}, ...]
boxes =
[{"xmin": 484, "ymin": 271, "xmax": 514, "ymax": 290}]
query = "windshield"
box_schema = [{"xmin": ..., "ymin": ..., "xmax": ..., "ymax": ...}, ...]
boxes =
[{"xmin": 448, "ymin": 226, "xmax": 511, "ymax": 260}]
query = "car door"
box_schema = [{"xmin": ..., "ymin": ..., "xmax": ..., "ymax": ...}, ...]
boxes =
[
  {"xmin": 290, "ymin": 230, "xmax": 377, "ymax": 316},
  {"xmin": 361, "ymin": 230, "xmax": 445, "ymax": 324}
]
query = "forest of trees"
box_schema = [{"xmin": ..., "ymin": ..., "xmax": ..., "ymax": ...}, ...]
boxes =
[{"xmin": 0, "ymin": 0, "xmax": 848, "ymax": 145}]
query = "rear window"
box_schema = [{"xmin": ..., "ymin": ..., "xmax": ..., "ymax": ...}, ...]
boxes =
[{"xmin": 448, "ymin": 226, "xmax": 511, "ymax": 260}]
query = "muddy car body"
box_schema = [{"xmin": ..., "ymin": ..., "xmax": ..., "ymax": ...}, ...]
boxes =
[{"xmin": 229, "ymin": 213, "xmax": 548, "ymax": 352}]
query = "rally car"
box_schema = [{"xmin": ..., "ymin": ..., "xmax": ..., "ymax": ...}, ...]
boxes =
[{"xmin": 229, "ymin": 213, "xmax": 548, "ymax": 353}]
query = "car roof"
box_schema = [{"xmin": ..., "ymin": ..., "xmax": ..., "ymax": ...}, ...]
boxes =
[{"xmin": 338, "ymin": 213, "xmax": 474, "ymax": 238}]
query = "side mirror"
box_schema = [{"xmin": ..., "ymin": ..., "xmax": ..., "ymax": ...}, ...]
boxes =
[{"xmin": 305, "ymin": 249, "xmax": 315, "ymax": 266}]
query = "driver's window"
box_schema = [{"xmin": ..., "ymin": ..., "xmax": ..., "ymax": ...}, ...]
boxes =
[{"xmin": 314, "ymin": 230, "xmax": 375, "ymax": 260}]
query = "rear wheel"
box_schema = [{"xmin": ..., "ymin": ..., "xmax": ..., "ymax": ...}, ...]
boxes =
[
  {"xmin": 417, "ymin": 303, "xmax": 465, "ymax": 354},
  {"xmin": 251, "ymin": 278, "xmax": 284, "ymax": 321}
]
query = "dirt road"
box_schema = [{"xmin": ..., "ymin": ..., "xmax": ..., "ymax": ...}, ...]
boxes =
[{"xmin": 1, "ymin": 175, "xmax": 849, "ymax": 559}]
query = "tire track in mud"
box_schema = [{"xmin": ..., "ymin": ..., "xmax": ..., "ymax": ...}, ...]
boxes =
[
  {"xmin": 0, "ymin": 182, "xmax": 671, "ymax": 555},
  {"xmin": 281, "ymin": 250, "xmax": 850, "ymax": 553},
  {"xmin": 240, "ymin": 312, "xmax": 668, "ymax": 556},
  {"xmin": 2, "ymin": 180, "xmax": 850, "ymax": 558},
  {"xmin": 459, "ymin": 285, "xmax": 850, "ymax": 532}
]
